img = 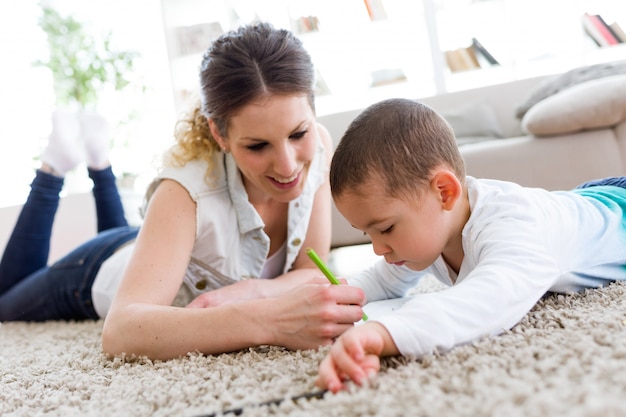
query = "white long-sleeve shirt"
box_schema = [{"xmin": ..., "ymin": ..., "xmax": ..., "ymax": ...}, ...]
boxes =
[{"xmin": 348, "ymin": 177, "xmax": 626, "ymax": 358}]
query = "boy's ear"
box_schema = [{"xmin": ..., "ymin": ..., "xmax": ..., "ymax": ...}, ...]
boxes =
[{"xmin": 430, "ymin": 170, "xmax": 462, "ymax": 210}]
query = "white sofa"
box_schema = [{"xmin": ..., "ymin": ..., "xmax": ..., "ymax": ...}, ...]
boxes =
[{"xmin": 2, "ymin": 71, "xmax": 626, "ymax": 268}]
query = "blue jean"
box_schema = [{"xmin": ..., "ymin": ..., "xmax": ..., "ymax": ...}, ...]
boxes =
[
  {"xmin": 576, "ymin": 176, "xmax": 626, "ymax": 189},
  {"xmin": 0, "ymin": 168, "xmax": 138, "ymax": 321}
]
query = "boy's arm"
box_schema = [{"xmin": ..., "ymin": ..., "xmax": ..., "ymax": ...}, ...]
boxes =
[{"xmin": 370, "ymin": 227, "xmax": 560, "ymax": 359}]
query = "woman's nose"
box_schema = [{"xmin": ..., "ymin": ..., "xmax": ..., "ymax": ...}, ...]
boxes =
[{"xmin": 273, "ymin": 143, "xmax": 298, "ymax": 177}]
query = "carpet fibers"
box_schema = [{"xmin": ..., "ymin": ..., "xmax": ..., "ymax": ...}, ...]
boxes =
[{"xmin": 1, "ymin": 279, "xmax": 626, "ymax": 417}]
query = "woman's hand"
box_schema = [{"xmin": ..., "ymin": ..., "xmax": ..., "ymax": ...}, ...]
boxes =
[
  {"xmin": 186, "ymin": 274, "xmax": 350, "ymax": 308},
  {"xmin": 315, "ymin": 322, "xmax": 397, "ymax": 393},
  {"xmin": 257, "ymin": 280, "xmax": 366, "ymax": 350},
  {"xmin": 186, "ymin": 279, "xmax": 267, "ymax": 308},
  {"xmin": 187, "ymin": 277, "xmax": 367, "ymax": 350}
]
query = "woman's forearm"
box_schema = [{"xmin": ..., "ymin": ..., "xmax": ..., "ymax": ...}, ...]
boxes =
[
  {"xmin": 101, "ymin": 300, "xmax": 272, "ymax": 360},
  {"xmin": 102, "ymin": 283, "xmax": 366, "ymax": 360}
]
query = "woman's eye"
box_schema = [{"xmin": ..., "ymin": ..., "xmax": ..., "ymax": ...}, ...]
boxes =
[
  {"xmin": 247, "ymin": 142, "xmax": 268, "ymax": 152},
  {"xmin": 289, "ymin": 130, "xmax": 308, "ymax": 140}
]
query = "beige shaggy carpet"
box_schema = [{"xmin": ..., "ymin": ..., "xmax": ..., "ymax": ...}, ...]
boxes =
[{"xmin": 2, "ymin": 278, "xmax": 626, "ymax": 417}]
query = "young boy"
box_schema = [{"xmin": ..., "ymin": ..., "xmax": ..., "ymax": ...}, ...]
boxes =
[{"xmin": 316, "ymin": 98, "xmax": 626, "ymax": 393}]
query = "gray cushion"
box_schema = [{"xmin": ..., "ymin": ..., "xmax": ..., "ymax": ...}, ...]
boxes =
[
  {"xmin": 441, "ymin": 101, "xmax": 504, "ymax": 142},
  {"xmin": 515, "ymin": 60, "xmax": 626, "ymax": 119},
  {"xmin": 521, "ymin": 74, "xmax": 626, "ymax": 136}
]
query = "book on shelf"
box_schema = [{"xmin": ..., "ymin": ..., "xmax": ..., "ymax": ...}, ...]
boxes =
[
  {"xmin": 444, "ymin": 47, "xmax": 480, "ymax": 73},
  {"xmin": 293, "ymin": 15, "xmax": 320, "ymax": 34},
  {"xmin": 581, "ymin": 13, "xmax": 621, "ymax": 47},
  {"xmin": 610, "ymin": 21, "xmax": 626, "ymax": 43},
  {"xmin": 460, "ymin": 46, "xmax": 480, "ymax": 68},
  {"xmin": 582, "ymin": 14, "xmax": 603, "ymax": 47},
  {"xmin": 470, "ymin": 37, "xmax": 499, "ymax": 66},
  {"xmin": 363, "ymin": 0, "xmax": 387, "ymax": 21},
  {"xmin": 595, "ymin": 14, "xmax": 624, "ymax": 44},
  {"xmin": 445, "ymin": 50, "xmax": 464, "ymax": 72}
]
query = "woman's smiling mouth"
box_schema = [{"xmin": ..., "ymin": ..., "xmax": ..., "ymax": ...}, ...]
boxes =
[{"xmin": 270, "ymin": 171, "xmax": 301, "ymax": 189}]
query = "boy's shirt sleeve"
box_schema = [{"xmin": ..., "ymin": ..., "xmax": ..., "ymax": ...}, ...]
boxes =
[{"xmin": 347, "ymin": 260, "xmax": 428, "ymax": 302}]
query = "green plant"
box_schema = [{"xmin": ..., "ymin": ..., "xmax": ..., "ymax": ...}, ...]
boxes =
[{"xmin": 34, "ymin": 3, "xmax": 140, "ymax": 109}]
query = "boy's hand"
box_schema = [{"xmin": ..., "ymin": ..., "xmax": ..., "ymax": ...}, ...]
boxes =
[{"xmin": 315, "ymin": 321, "xmax": 398, "ymax": 393}]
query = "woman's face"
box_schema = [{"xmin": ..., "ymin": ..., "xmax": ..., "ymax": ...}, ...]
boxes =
[{"xmin": 220, "ymin": 94, "xmax": 318, "ymax": 203}]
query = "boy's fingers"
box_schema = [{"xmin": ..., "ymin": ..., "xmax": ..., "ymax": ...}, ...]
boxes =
[
  {"xmin": 330, "ymin": 339, "xmax": 370, "ymax": 386},
  {"xmin": 317, "ymin": 338, "xmax": 365, "ymax": 391},
  {"xmin": 316, "ymin": 356, "xmax": 344, "ymax": 392},
  {"xmin": 316, "ymin": 351, "xmax": 381, "ymax": 393},
  {"xmin": 358, "ymin": 354, "xmax": 381, "ymax": 379}
]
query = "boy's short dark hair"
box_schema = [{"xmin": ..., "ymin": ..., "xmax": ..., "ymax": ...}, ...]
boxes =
[{"xmin": 330, "ymin": 98, "xmax": 465, "ymax": 200}]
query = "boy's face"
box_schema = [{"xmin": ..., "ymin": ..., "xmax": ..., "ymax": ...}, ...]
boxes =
[{"xmin": 334, "ymin": 177, "xmax": 456, "ymax": 272}]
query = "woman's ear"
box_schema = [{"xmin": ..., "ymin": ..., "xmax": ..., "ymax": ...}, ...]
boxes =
[
  {"xmin": 208, "ymin": 118, "xmax": 229, "ymax": 153},
  {"xmin": 430, "ymin": 169, "xmax": 462, "ymax": 210}
]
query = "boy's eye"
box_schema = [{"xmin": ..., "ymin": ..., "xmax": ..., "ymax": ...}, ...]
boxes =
[
  {"xmin": 380, "ymin": 225, "xmax": 394, "ymax": 234},
  {"xmin": 289, "ymin": 129, "xmax": 308, "ymax": 140}
]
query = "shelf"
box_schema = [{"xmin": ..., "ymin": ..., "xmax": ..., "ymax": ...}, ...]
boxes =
[{"xmin": 160, "ymin": 0, "xmax": 626, "ymax": 117}]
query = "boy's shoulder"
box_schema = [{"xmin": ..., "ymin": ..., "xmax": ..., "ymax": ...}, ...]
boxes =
[
  {"xmin": 466, "ymin": 176, "xmax": 557, "ymax": 219},
  {"xmin": 466, "ymin": 176, "xmax": 525, "ymax": 205},
  {"xmin": 467, "ymin": 176, "xmax": 523, "ymax": 192}
]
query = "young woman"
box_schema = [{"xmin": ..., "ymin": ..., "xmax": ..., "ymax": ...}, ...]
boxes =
[{"xmin": 0, "ymin": 22, "xmax": 366, "ymax": 360}]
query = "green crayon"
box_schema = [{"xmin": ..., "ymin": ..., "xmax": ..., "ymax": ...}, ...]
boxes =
[{"xmin": 306, "ymin": 247, "xmax": 368, "ymax": 321}]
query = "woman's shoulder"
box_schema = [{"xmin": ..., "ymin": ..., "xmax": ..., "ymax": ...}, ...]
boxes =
[
  {"xmin": 161, "ymin": 158, "xmax": 213, "ymax": 178},
  {"xmin": 148, "ymin": 155, "xmax": 227, "ymax": 202}
]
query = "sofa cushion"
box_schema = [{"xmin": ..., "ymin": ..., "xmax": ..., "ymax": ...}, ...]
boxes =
[
  {"xmin": 514, "ymin": 60, "xmax": 626, "ymax": 119},
  {"xmin": 440, "ymin": 101, "xmax": 504, "ymax": 142},
  {"xmin": 521, "ymin": 75, "xmax": 626, "ymax": 137}
]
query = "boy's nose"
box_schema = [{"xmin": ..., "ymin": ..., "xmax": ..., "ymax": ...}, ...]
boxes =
[{"xmin": 371, "ymin": 239, "xmax": 390, "ymax": 257}]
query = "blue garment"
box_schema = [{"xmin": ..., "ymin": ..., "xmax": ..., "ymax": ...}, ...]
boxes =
[
  {"xmin": 0, "ymin": 168, "xmax": 137, "ymax": 321},
  {"xmin": 576, "ymin": 176, "xmax": 626, "ymax": 190}
]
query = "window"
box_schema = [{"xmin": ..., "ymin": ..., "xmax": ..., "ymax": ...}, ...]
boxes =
[{"xmin": 0, "ymin": 0, "xmax": 174, "ymax": 207}]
